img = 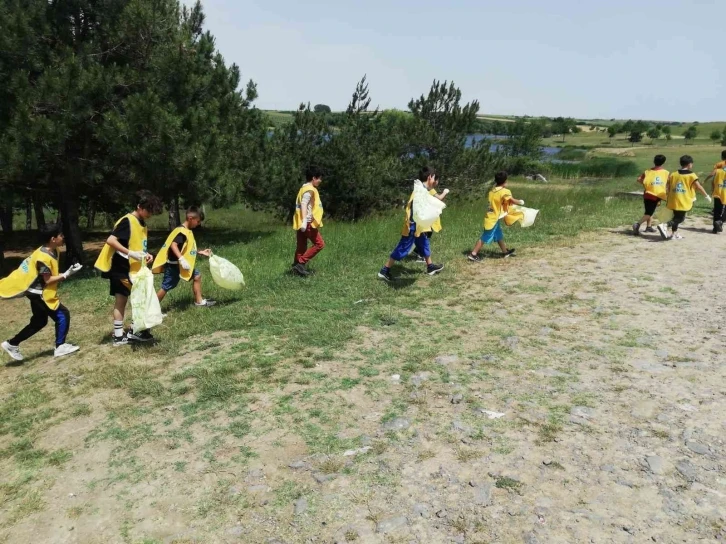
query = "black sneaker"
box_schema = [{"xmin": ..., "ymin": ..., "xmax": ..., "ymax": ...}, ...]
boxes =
[
  {"xmin": 128, "ymin": 330, "xmax": 154, "ymax": 342},
  {"xmin": 716, "ymin": 221, "xmax": 723, "ymax": 233},
  {"xmin": 112, "ymin": 334, "xmax": 129, "ymax": 347},
  {"xmin": 377, "ymin": 269, "xmax": 393, "ymax": 282},
  {"xmin": 292, "ymin": 263, "xmax": 309, "ymax": 277},
  {"xmin": 644, "ymin": 226, "xmax": 656, "ymax": 233},
  {"xmin": 426, "ymin": 263, "xmax": 444, "ymax": 276},
  {"xmin": 467, "ymin": 253, "xmax": 481, "ymax": 262},
  {"xmin": 503, "ymin": 249, "xmax": 516, "ymax": 258},
  {"xmin": 632, "ymin": 222, "xmax": 640, "ymax": 235}
]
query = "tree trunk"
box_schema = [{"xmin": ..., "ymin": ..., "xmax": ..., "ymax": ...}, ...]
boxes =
[
  {"xmin": 0, "ymin": 206, "xmax": 13, "ymax": 235},
  {"xmin": 25, "ymin": 198, "xmax": 32, "ymax": 230},
  {"xmin": 0, "ymin": 236, "xmax": 4, "ymax": 275},
  {"xmin": 58, "ymin": 181, "xmax": 84, "ymax": 266},
  {"xmin": 33, "ymin": 200, "xmax": 46, "ymax": 230},
  {"xmin": 87, "ymin": 201, "xmax": 96, "ymax": 229},
  {"xmin": 168, "ymin": 195, "xmax": 180, "ymax": 230}
]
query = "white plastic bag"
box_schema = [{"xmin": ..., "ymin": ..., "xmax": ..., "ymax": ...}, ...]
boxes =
[
  {"xmin": 209, "ymin": 255, "xmax": 245, "ymax": 290},
  {"xmin": 130, "ymin": 266, "xmax": 163, "ymax": 333},
  {"xmin": 511, "ymin": 205, "xmax": 540, "ymax": 228},
  {"xmin": 411, "ymin": 180, "xmax": 446, "ymax": 231}
]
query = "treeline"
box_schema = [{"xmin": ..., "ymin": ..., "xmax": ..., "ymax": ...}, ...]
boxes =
[{"xmin": 0, "ymin": 0, "xmax": 543, "ymax": 267}]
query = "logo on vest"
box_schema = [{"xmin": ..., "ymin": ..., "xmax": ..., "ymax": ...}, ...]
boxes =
[
  {"xmin": 21, "ymin": 258, "xmax": 30, "ymax": 273},
  {"xmin": 674, "ymin": 182, "xmax": 686, "ymax": 194}
]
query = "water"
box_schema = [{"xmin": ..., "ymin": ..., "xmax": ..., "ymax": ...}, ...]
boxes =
[{"xmin": 464, "ymin": 133, "xmax": 561, "ymax": 156}]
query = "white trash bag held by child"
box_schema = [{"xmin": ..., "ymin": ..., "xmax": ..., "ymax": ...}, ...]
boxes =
[
  {"xmin": 209, "ymin": 254, "xmax": 245, "ymax": 291},
  {"xmin": 411, "ymin": 180, "xmax": 446, "ymax": 232}
]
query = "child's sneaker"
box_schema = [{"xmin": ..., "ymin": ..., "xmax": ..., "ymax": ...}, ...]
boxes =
[
  {"xmin": 467, "ymin": 253, "xmax": 481, "ymax": 262},
  {"xmin": 112, "ymin": 334, "xmax": 129, "ymax": 347},
  {"xmin": 377, "ymin": 269, "xmax": 393, "ymax": 282},
  {"xmin": 644, "ymin": 226, "xmax": 656, "ymax": 233},
  {"xmin": 426, "ymin": 263, "xmax": 444, "ymax": 276},
  {"xmin": 503, "ymin": 249, "xmax": 516, "ymax": 258},
  {"xmin": 292, "ymin": 263, "xmax": 309, "ymax": 277},
  {"xmin": 195, "ymin": 299, "xmax": 216, "ymax": 307},
  {"xmin": 657, "ymin": 224, "xmax": 669, "ymax": 240},
  {"xmin": 672, "ymin": 233, "xmax": 684, "ymax": 240},
  {"xmin": 128, "ymin": 330, "xmax": 154, "ymax": 342},
  {"xmin": 715, "ymin": 220, "xmax": 723, "ymax": 233},
  {"xmin": 1, "ymin": 341, "xmax": 23, "ymax": 361},
  {"xmin": 54, "ymin": 343, "xmax": 80, "ymax": 358},
  {"xmin": 414, "ymin": 253, "xmax": 426, "ymax": 263},
  {"xmin": 632, "ymin": 222, "xmax": 640, "ymax": 234}
]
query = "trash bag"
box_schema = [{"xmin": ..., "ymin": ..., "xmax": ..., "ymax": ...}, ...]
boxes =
[
  {"xmin": 653, "ymin": 203, "xmax": 673, "ymax": 224},
  {"xmin": 130, "ymin": 265, "xmax": 163, "ymax": 333},
  {"xmin": 209, "ymin": 255, "xmax": 245, "ymax": 290},
  {"xmin": 411, "ymin": 180, "xmax": 446, "ymax": 232},
  {"xmin": 510, "ymin": 205, "xmax": 540, "ymax": 228}
]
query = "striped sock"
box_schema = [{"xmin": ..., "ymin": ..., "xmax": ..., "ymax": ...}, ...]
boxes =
[{"xmin": 113, "ymin": 320, "xmax": 124, "ymax": 338}]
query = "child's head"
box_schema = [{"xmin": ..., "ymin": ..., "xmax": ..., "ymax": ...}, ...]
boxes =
[
  {"xmin": 135, "ymin": 190, "xmax": 163, "ymax": 219},
  {"xmin": 418, "ymin": 166, "xmax": 436, "ymax": 185},
  {"xmin": 305, "ymin": 165, "xmax": 323, "ymax": 187},
  {"xmin": 40, "ymin": 223, "xmax": 64, "ymax": 248},
  {"xmin": 494, "ymin": 171, "xmax": 508, "ymax": 186},
  {"xmin": 721, "ymin": 150, "xmax": 726, "ymax": 161},
  {"xmin": 185, "ymin": 206, "xmax": 204, "ymax": 229},
  {"xmin": 653, "ymin": 154, "xmax": 666, "ymax": 167},
  {"xmin": 679, "ymin": 155, "xmax": 694, "ymax": 169}
]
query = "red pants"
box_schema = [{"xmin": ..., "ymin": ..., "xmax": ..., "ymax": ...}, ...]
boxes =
[{"xmin": 295, "ymin": 226, "xmax": 325, "ymax": 265}]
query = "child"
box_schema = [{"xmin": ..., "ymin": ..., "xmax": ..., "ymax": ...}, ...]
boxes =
[
  {"xmin": 378, "ymin": 166, "xmax": 445, "ymax": 282},
  {"xmin": 292, "ymin": 166, "xmax": 325, "ymax": 277},
  {"xmin": 412, "ymin": 173, "xmax": 449, "ymax": 262},
  {"xmin": 153, "ymin": 206, "xmax": 215, "ymax": 306},
  {"xmin": 657, "ymin": 155, "xmax": 711, "ymax": 240},
  {"xmin": 0, "ymin": 224, "xmax": 82, "ymax": 361},
  {"xmin": 633, "ymin": 154, "xmax": 668, "ymax": 234},
  {"xmin": 703, "ymin": 150, "xmax": 726, "ymax": 233},
  {"xmin": 94, "ymin": 191, "xmax": 163, "ymax": 345},
  {"xmin": 467, "ymin": 171, "xmax": 524, "ymax": 261}
]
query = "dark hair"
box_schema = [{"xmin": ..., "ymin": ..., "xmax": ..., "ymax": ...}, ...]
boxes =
[
  {"xmin": 680, "ymin": 155, "xmax": 694, "ymax": 167},
  {"xmin": 653, "ymin": 155, "xmax": 666, "ymax": 167},
  {"xmin": 186, "ymin": 206, "xmax": 203, "ymax": 220},
  {"xmin": 305, "ymin": 165, "xmax": 323, "ymax": 182},
  {"xmin": 39, "ymin": 223, "xmax": 63, "ymax": 244},
  {"xmin": 136, "ymin": 190, "xmax": 163, "ymax": 214},
  {"xmin": 494, "ymin": 171, "xmax": 508, "ymax": 185},
  {"xmin": 721, "ymin": 150, "xmax": 726, "ymax": 160},
  {"xmin": 418, "ymin": 166, "xmax": 436, "ymax": 182}
]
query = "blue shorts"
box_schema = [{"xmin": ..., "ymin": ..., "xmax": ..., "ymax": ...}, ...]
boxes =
[
  {"xmin": 161, "ymin": 264, "xmax": 200, "ymax": 291},
  {"xmin": 480, "ymin": 221, "xmax": 504, "ymax": 244},
  {"xmin": 390, "ymin": 224, "xmax": 431, "ymax": 261}
]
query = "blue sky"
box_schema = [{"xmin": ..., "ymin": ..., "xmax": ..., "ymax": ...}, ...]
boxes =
[{"xmin": 188, "ymin": 0, "xmax": 723, "ymax": 121}]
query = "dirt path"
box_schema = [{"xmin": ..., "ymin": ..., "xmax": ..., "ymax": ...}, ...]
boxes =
[{"xmin": 2, "ymin": 218, "xmax": 725, "ymax": 543}]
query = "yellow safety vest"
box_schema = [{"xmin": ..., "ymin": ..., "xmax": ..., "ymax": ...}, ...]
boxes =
[
  {"xmin": 292, "ymin": 184, "xmax": 324, "ymax": 230},
  {"xmin": 0, "ymin": 247, "xmax": 60, "ymax": 310},
  {"xmin": 666, "ymin": 171, "xmax": 699, "ymax": 212},
  {"xmin": 152, "ymin": 226, "xmax": 197, "ymax": 281},
  {"xmin": 642, "ymin": 168, "xmax": 668, "ymax": 200},
  {"xmin": 94, "ymin": 213, "xmax": 148, "ymax": 275},
  {"xmin": 400, "ymin": 188, "xmax": 442, "ymax": 237},
  {"xmin": 713, "ymin": 167, "xmax": 726, "ymax": 203}
]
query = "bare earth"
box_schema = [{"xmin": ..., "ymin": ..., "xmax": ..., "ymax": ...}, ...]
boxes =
[{"xmin": 1, "ymin": 217, "xmax": 725, "ymax": 544}]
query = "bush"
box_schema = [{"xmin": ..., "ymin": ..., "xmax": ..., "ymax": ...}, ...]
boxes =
[{"xmin": 544, "ymin": 158, "xmax": 638, "ymax": 179}]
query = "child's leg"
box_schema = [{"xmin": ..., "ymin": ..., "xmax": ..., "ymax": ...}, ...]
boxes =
[
  {"xmin": 48, "ymin": 304, "xmax": 70, "ymax": 347},
  {"xmin": 413, "ymin": 234, "xmax": 432, "ymax": 265},
  {"xmin": 670, "ymin": 211, "xmax": 686, "ymax": 232},
  {"xmin": 157, "ymin": 265, "xmax": 180, "ymax": 302},
  {"xmin": 383, "ymin": 234, "xmax": 415, "ymax": 270},
  {"xmin": 497, "ymin": 240, "xmax": 508, "ymax": 253},
  {"xmin": 7, "ymin": 296, "xmax": 49, "ymax": 346},
  {"xmin": 192, "ymin": 270, "xmax": 203, "ymax": 304},
  {"xmin": 470, "ymin": 240, "xmax": 484, "ymax": 256},
  {"xmin": 113, "ymin": 294, "xmax": 128, "ymax": 338},
  {"xmin": 294, "ymin": 227, "xmax": 309, "ymax": 265},
  {"xmin": 299, "ymin": 228, "xmax": 325, "ymax": 264},
  {"xmin": 714, "ymin": 198, "xmax": 724, "ymax": 225}
]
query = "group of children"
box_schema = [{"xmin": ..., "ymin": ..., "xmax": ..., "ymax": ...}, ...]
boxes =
[
  {"xmin": 1, "ymin": 166, "xmax": 527, "ymax": 361},
  {"xmin": 633, "ymin": 151, "xmax": 726, "ymax": 240},
  {"xmin": 0, "ymin": 193, "xmax": 217, "ymax": 360}
]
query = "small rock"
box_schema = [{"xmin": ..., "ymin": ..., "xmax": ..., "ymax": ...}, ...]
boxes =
[
  {"xmin": 410, "ymin": 372, "xmax": 431, "ymax": 387},
  {"xmin": 247, "ymin": 485, "xmax": 268, "ymax": 493},
  {"xmin": 376, "ymin": 516, "xmax": 407, "ymax": 534},
  {"xmin": 569, "ymin": 415, "xmax": 591, "ymax": 427},
  {"xmin": 451, "ymin": 394, "xmax": 464, "ymax": 405},
  {"xmin": 655, "ymin": 349, "xmax": 668, "ymax": 360},
  {"xmin": 479, "ymin": 354, "xmax": 497, "ymax": 363},
  {"xmin": 543, "ymin": 459, "xmax": 552, "ymax": 466},
  {"xmin": 561, "ymin": 205, "xmax": 573, "ymax": 212},
  {"xmin": 312, "ymin": 472, "xmax": 337, "ymax": 484},
  {"xmin": 502, "ymin": 336, "xmax": 520, "ymax": 349},
  {"xmin": 382, "ymin": 417, "xmax": 410, "ymax": 432},
  {"xmin": 412, "ymin": 503, "xmax": 430, "ymax": 518},
  {"xmin": 474, "ymin": 408, "xmax": 505, "ymax": 419},
  {"xmin": 226, "ymin": 526, "xmax": 245, "ymax": 537},
  {"xmin": 289, "ymin": 460, "xmax": 308, "ymax": 470},
  {"xmin": 623, "ymin": 526, "xmax": 636, "ymax": 536},
  {"xmin": 675, "ymin": 460, "xmax": 697, "ymax": 481},
  {"xmin": 68, "ymin": 493, "xmax": 76, "ymax": 498},
  {"xmin": 294, "ymin": 497, "xmax": 308, "ymax": 515},
  {"xmin": 570, "ymin": 406, "xmax": 595, "ymax": 419},
  {"xmin": 435, "ymin": 355, "xmax": 459, "ymax": 366},
  {"xmin": 452, "ymin": 420, "xmax": 473, "ymax": 434},
  {"xmin": 390, "ymin": 374, "xmax": 401, "ymax": 382},
  {"xmin": 524, "ymin": 532, "xmax": 540, "ymax": 544},
  {"xmin": 473, "ymin": 483, "xmax": 493, "ymax": 506},
  {"xmin": 539, "ymin": 327, "xmax": 553, "ymax": 336},
  {"xmin": 343, "ymin": 446, "xmax": 371, "ymax": 457},
  {"xmin": 686, "ymin": 441, "xmax": 709, "ymax": 455},
  {"xmin": 645, "ymin": 455, "xmax": 664, "ymax": 475},
  {"xmin": 436, "ymin": 509, "xmax": 448, "ymax": 518}
]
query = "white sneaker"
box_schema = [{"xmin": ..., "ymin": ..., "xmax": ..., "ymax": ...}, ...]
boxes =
[
  {"xmin": 54, "ymin": 343, "xmax": 80, "ymax": 358},
  {"xmin": 672, "ymin": 233, "xmax": 684, "ymax": 240},
  {"xmin": 2, "ymin": 341, "xmax": 23, "ymax": 361},
  {"xmin": 657, "ymin": 224, "xmax": 669, "ymax": 240},
  {"xmin": 195, "ymin": 299, "xmax": 217, "ymax": 307}
]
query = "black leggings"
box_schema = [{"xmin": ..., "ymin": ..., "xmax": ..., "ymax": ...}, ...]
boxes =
[
  {"xmin": 8, "ymin": 295, "xmax": 70, "ymax": 347},
  {"xmin": 714, "ymin": 198, "xmax": 726, "ymax": 224},
  {"xmin": 669, "ymin": 211, "xmax": 687, "ymax": 232}
]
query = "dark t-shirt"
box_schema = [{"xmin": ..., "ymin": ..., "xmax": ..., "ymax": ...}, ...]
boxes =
[
  {"xmin": 28, "ymin": 247, "xmax": 56, "ymax": 292},
  {"xmin": 168, "ymin": 233, "xmax": 187, "ymax": 263},
  {"xmin": 109, "ymin": 216, "xmax": 146, "ymax": 277}
]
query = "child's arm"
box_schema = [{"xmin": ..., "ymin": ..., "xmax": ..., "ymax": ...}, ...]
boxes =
[
  {"xmin": 636, "ymin": 173, "xmax": 645, "ymax": 185},
  {"xmin": 694, "ymin": 181, "xmax": 711, "ymax": 201},
  {"xmin": 299, "ymin": 191, "xmax": 312, "ymax": 230},
  {"xmin": 510, "ymin": 196, "xmax": 525, "ymax": 206},
  {"xmin": 703, "ymin": 169, "xmax": 717, "ymax": 186},
  {"xmin": 434, "ymin": 189, "xmax": 450, "ymax": 201},
  {"xmin": 105, "ymin": 235, "xmax": 148, "ymax": 261},
  {"xmin": 42, "ymin": 264, "xmax": 82, "ymax": 286},
  {"xmin": 198, "ymin": 249, "xmax": 212, "ymax": 257},
  {"xmin": 169, "ymin": 242, "xmax": 182, "ymax": 259}
]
